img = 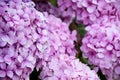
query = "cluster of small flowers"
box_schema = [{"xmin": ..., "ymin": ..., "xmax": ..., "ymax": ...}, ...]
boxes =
[
  {"xmin": 0, "ymin": 0, "xmax": 42, "ymax": 79},
  {"xmin": 58, "ymin": 0, "xmax": 120, "ymax": 25},
  {"xmin": 57, "ymin": 0, "xmax": 120, "ymax": 79},
  {"xmin": 35, "ymin": 12, "xmax": 77, "ymax": 70},
  {"xmin": 81, "ymin": 15, "xmax": 120, "ymax": 80},
  {"xmin": 40, "ymin": 53, "xmax": 100, "ymax": 80},
  {"xmin": 0, "ymin": 0, "xmax": 100, "ymax": 80}
]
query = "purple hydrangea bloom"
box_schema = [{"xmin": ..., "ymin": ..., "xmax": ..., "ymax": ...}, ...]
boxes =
[
  {"xmin": 58, "ymin": 0, "xmax": 119, "ymax": 25},
  {"xmin": 81, "ymin": 15, "xmax": 120, "ymax": 80},
  {"xmin": 0, "ymin": 0, "xmax": 45, "ymax": 79},
  {"xmin": 39, "ymin": 53, "xmax": 100, "ymax": 80},
  {"xmin": 35, "ymin": 12, "xmax": 77, "ymax": 71}
]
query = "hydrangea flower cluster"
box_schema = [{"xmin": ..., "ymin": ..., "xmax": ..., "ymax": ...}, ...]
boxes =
[
  {"xmin": 40, "ymin": 53, "xmax": 100, "ymax": 80},
  {"xmin": 58, "ymin": 0, "xmax": 120, "ymax": 25},
  {"xmin": 81, "ymin": 15, "xmax": 120, "ymax": 80},
  {"xmin": 35, "ymin": 12, "xmax": 77, "ymax": 70},
  {"xmin": 0, "ymin": 0, "xmax": 45, "ymax": 79}
]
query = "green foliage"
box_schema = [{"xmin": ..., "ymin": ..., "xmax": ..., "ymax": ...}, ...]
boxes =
[
  {"xmin": 49, "ymin": 0, "xmax": 58, "ymax": 6},
  {"xmin": 77, "ymin": 24, "xmax": 86, "ymax": 38}
]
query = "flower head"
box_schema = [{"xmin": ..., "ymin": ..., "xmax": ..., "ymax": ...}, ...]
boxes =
[
  {"xmin": 40, "ymin": 54, "xmax": 100, "ymax": 80},
  {"xmin": 35, "ymin": 12, "xmax": 77, "ymax": 71},
  {"xmin": 0, "ymin": 0, "xmax": 44, "ymax": 79},
  {"xmin": 81, "ymin": 16, "xmax": 120, "ymax": 80},
  {"xmin": 58, "ymin": 0, "xmax": 119, "ymax": 25}
]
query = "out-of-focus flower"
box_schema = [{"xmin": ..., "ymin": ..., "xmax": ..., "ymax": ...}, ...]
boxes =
[
  {"xmin": 22, "ymin": 0, "xmax": 31, "ymax": 2},
  {"xmin": 35, "ymin": 1, "xmax": 60, "ymax": 17},
  {"xmin": 39, "ymin": 53, "xmax": 100, "ymax": 80},
  {"xmin": 81, "ymin": 15, "xmax": 120, "ymax": 80},
  {"xmin": 35, "ymin": 1, "xmax": 75, "ymax": 24},
  {"xmin": 114, "ymin": 0, "xmax": 120, "ymax": 18}
]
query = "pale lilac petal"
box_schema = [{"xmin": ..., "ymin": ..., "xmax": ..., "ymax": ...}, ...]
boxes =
[{"xmin": 0, "ymin": 70, "xmax": 6, "ymax": 77}]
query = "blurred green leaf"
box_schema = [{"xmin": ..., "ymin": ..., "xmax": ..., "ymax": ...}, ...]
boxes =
[
  {"xmin": 77, "ymin": 24, "xmax": 86, "ymax": 38},
  {"xmin": 49, "ymin": 0, "xmax": 57, "ymax": 6},
  {"xmin": 79, "ymin": 56, "xmax": 88, "ymax": 64},
  {"xmin": 77, "ymin": 52, "xmax": 94, "ymax": 69}
]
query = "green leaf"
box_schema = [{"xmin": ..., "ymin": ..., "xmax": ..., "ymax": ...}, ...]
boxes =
[
  {"xmin": 80, "ymin": 57, "xmax": 88, "ymax": 64},
  {"xmin": 78, "ymin": 24, "xmax": 86, "ymax": 37},
  {"xmin": 49, "ymin": 0, "xmax": 58, "ymax": 6}
]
